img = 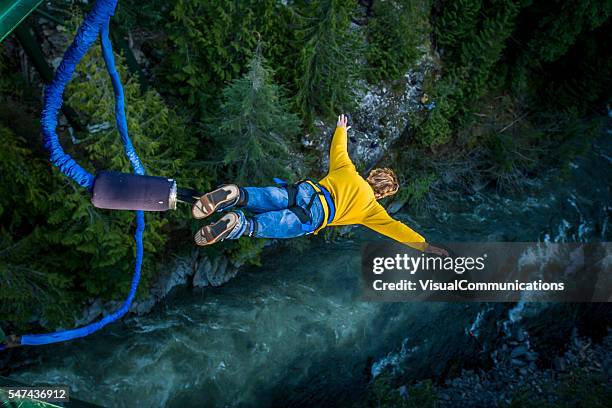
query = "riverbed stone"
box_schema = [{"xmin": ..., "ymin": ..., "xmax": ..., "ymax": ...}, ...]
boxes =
[{"xmin": 74, "ymin": 298, "xmax": 104, "ymax": 326}]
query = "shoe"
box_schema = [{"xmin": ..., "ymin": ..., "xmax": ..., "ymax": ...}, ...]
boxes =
[
  {"xmin": 194, "ymin": 212, "xmax": 241, "ymax": 246},
  {"xmin": 192, "ymin": 184, "xmax": 240, "ymax": 219}
]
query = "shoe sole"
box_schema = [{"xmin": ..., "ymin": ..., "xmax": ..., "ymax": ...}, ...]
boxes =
[
  {"xmin": 194, "ymin": 212, "xmax": 240, "ymax": 246},
  {"xmin": 192, "ymin": 185, "xmax": 240, "ymax": 219}
]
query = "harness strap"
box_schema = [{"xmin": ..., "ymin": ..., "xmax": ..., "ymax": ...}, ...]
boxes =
[
  {"xmin": 284, "ymin": 183, "xmax": 310, "ymax": 224},
  {"xmin": 273, "ymin": 178, "xmax": 335, "ymax": 234},
  {"xmin": 302, "ymin": 180, "xmax": 332, "ymax": 235}
]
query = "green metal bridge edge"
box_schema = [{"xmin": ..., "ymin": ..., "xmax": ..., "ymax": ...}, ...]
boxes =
[
  {"xmin": 1, "ymin": 377, "xmax": 103, "ymax": 407},
  {"xmin": 0, "ymin": 0, "xmax": 44, "ymax": 43}
]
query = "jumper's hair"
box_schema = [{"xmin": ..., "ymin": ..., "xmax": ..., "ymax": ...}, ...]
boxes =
[{"xmin": 367, "ymin": 168, "xmax": 399, "ymax": 199}]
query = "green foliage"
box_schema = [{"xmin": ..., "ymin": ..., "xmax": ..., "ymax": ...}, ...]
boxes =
[
  {"xmin": 365, "ymin": 0, "xmax": 431, "ymax": 83},
  {"xmin": 64, "ymin": 39, "xmax": 199, "ymax": 187},
  {"xmin": 396, "ymin": 173, "xmax": 436, "ymax": 205},
  {"xmin": 434, "ymin": 0, "xmax": 483, "ymax": 59},
  {"xmin": 411, "ymin": 80, "xmax": 457, "ymax": 147},
  {"xmin": 164, "ymin": 0, "xmax": 278, "ymax": 115},
  {"xmin": 408, "ymin": 0, "xmax": 610, "ymax": 192},
  {"xmin": 53, "ymin": 22, "xmax": 202, "ymax": 299},
  {"xmin": 211, "ymin": 45, "xmax": 301, "ymax": 185},
  {"xmin": 224, "ymin": 238, "xmax": 266, "ymax": 268},
  {"xmin": 360, "ymin": 375, "xmax": 438, "ymax": 408},
  {"xmin": 0, "ymin": 50, "xmax": 75, "ymax": 328},
  {"xmin": 294, "ymin": 0, "xmax": 363, "ymax": 125},
  {"xmin": 0, "ymin": 125, "xmax": 74, "ymax": 328},
  {"xmin": 411, "ymin": 0, "xmax": 525, "ymax": 148},
  {"xmin": 0, "ymin": 11, "xmax": 204, "ymax": 328},
  {"xmin": 427, "ymin": 0, "xmax": 611, "ymax": 145},
  {"xmin": 519, "ymin": 0, "xmax": 612, "ymax": 65},
  {"xmin": 504, "ymin": 368, "xmax": 612, "ymax": 408},
  {"xmin": 432, "ymin": 0, "xmax": 521, "ymax": 124}
]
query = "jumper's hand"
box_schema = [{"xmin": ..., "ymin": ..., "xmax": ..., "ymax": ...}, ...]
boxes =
[
  {"xmin": 337, "ymin": 114, "xmax": 350, "ymax": 129},
  {"xmin": 424, "ymin": 244, "xmax": 449, "ymax": 257}
]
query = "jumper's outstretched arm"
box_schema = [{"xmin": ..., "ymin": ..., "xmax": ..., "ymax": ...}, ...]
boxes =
[{"xmin": 328, "ymin": 114, "xmax": 354, "ymax": 171}]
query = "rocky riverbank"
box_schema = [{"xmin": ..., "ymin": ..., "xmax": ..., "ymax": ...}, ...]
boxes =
[
  {"xmin": 365, "ymin": 302, "xmax": 612, "ymax": 408},
  {"xmin": 433, "ymin": 328, "xmax": 611, "ymax": 407}
]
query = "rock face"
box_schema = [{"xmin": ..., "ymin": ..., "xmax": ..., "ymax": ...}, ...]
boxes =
[
  {"xmin": 74, "ymin": 251, "xmax": 238, "ymax": 326},
  {"xmin": 302, "ymin": 47, "xmax": 439, "ymax": 173},
  {"xmin": 192, "ymin": 255, "xmax": 238, "ymax": 288}
]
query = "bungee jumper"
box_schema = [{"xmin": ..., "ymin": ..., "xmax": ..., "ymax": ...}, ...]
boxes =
[
  {"xmin": 0, "ymin": 1, "xmax": 445, "ymax": 351},
  {"xmin": 191, "ymin": 114, "xmax": 449, "ymax": 257}
]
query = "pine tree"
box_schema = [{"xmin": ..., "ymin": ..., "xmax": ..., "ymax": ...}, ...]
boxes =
[
  {"xmin": 0, "ymin": 11, "xmax": 205, "ymax": 329},
  {"xmin": 522, "ymin": 0, "xmax": 611, "ymax": 64},
  {"xmin": 366, "ymin": 0, "xmax": 431, "ymax": 83},
  {"xmin": 295, "ymin": 0, "xmax": 363, "ymax": 125},
  {"xmin": 417, "ymin": 0, "xmax": 522, "ymax": 146},
  {"xmin": 212, "ymin": 44, "xmax": 301, "ymax": 185},
  {"xmin": 434, "ymin": 0, "xmax": 483, "ymax": 61},
  {"xmin": 165, "ymin": 0, "xmax": 278, "ymax": 116},
  {"xmin": 0, "ymin": 124, "xmax": 73, "ymax": 328}
]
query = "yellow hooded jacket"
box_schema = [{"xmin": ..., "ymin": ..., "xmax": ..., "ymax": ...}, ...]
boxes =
[{"xmin": 318, "ymin": 126, "xmax": 428, "ymax": 251}]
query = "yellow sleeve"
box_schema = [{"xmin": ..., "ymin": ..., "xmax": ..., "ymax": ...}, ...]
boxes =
[
  {"xmin": 329, "ymin": 126, "xmax": 354, "ymax": 171},
  {"xmin": 363, "ymin": 204, "xmax": 428, "ymax": 252}
]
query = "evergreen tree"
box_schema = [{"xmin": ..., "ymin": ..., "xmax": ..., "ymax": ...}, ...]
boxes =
[
  {"xmin": 165, "ymin": 0, "xmax": 278, "ymax": 116},
  {"xmin": 212, "ymin": 44, "xmax": 301, "ymax": 185},
  {"xmin": 0, "ymin": 12, "xmax": 205, "ymax": 328},
  {"xmin": 0, "ymin": 124, "xmax": 73, "ymax": 328},
  {"xmin": 295, "ymin": 0, "xmax": 363, "ymax": 125},
  {"xmin": 434, "ymin": 0, "xmax": 483, "ymax": 60},
  {"xmin": 509, "ymin": 0, "xmax": 612, "ymax": 100},
  {"xmin": 521, "ymin": 0, "xmax": 611, "ymax": 64},
  {"xmin": 416, "ymin": 0, "xmax": 523, "ymax": 146},
  {"xmin": 366, "ymin": 0, "xmax": 431, "ymax": 83}
]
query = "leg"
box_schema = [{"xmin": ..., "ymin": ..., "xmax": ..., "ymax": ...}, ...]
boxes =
[
  {"xmin": 230, "ymin": 183, "xmax": 326, "ymax": 239},
  {"xmin": 225, "ymin": 209, "xmax": 307, "ymax": 240},
  {"xmin": 194, "ymin": 208, "xmax": 307, "ymax": 246},
  {"xmin": 192, "ymin": 185, "xmax": 290, "ymax": 219},
  {"xmin": 250, "ymin": 209, "xmax": 308, "ymax": 238},
  {"xmin": 194, "ymin": 183, "xmax": 327, "ymax": 245},
  {"xmin": 241, "ymin": 186, "xmax": 289, "ymax": 213}
]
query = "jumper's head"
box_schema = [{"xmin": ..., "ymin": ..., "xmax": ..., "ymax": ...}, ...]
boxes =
[{"xmin": 367, "ymin": 168, "xmax": 399, "ymax": 200}]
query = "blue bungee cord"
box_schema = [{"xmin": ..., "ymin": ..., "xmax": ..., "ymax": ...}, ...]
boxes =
[{"xmin": 1, "ymin": 0, "xmax": 145, "ymax": 349}]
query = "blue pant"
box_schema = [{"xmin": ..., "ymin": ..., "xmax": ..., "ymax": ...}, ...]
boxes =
[{"xmin": 226, "ymin": 183, "xmax": 325, "ymax": 239}]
